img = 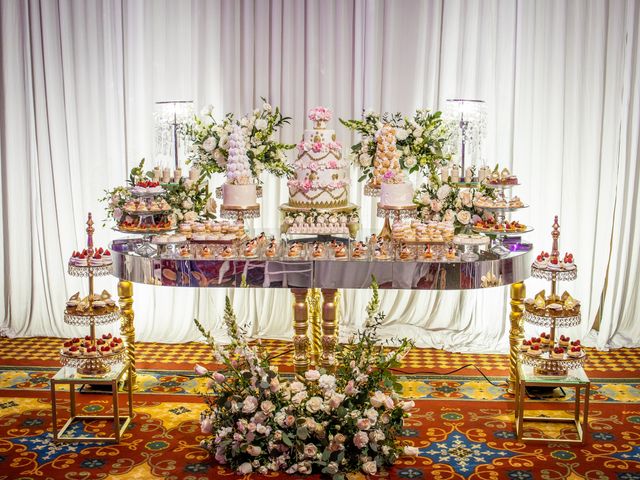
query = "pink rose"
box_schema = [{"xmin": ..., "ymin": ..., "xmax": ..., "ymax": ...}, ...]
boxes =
[
  {"xmin": 214, "ymin": 448, "xmax": 227, "ymax": 464},
  {"xmin": 401, "ymin": 400, "xmax": 416, "ymax": 411},
  {"xmin": 327, "ymin": 159, "xmax": 338, "ymax": 169},
  {"xmin": 213, "ymin": 372, "xmax": 225, "ymax": 383},
  {"xmin": 200, "ymin": 417, "xmax": 212, "ymax": 434},
  {"xmin": 194, "ymin": 364, "xmax": 208, "ymax": 375},
  {"xmin": 353, "ymin": 431, "xmax": 369, "ymax": 449},
  {"xmin": 303, "ymin": 443, "xmax": 318, "ymax": 458},
  {"xmin": 370, "ymin": 391, "xmax": 387, "ymax": 408},
  {"xmin": 242, "ymin": 396, "xmax": 258, "ymax": 414},
  {"xmin": 312, "ymin": 142, "xmax": 323, "ymax": 153},
  {"xmin": 384, "ymin": 396, "xmax": 395, "ymax": 409},
  {"xmin": 345, "ymin": 380, "xmax": 358, "ymax": 396},
  {"xmin": 356, "ymin": 418, "xmax": 372, "ymax": 430},
  {"xmin": 305, "ymin": 369, "xmax": 321, "ymax": 381}
]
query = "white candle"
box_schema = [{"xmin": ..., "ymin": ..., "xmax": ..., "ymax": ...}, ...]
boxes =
[
  {"xmin": 162, "ymin": 168, "xmax": 171, "ymax": 183},
  {"xmin": 153, "ymin": 167, "xmax": 161, "ymax": 181},
  {"xmin": 440, "ymin": 166, "xmax": 449, "ymax": 182},
  {"xmin": 479, "ymin": 166, "xmax": 489, "ymax": 182},
  {"xmin": 174, "ymin": 168, "xmax": 182, "ymax": 182},
  {"xmin": 451, "ymin": 165, "xmax": 460, "ymax": 182}
]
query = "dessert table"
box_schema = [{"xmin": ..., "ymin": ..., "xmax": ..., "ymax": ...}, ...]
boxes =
[{"xmin": 110, "ymin": 237, "xmax": 532, "ymax": 392}]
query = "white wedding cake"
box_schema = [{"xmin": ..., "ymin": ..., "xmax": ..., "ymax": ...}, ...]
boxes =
[
  {"xmin": 222, "ymin": 125, "xmax": 258, "ymax": 208},
  {"xmin": 287, "ymin": 107, "xmax": 350, "ymax": 208}
]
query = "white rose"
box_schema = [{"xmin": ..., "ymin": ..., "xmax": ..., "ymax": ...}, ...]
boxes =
[
  {"xmin": 205, "ymin": 197, "xmax": 217, "ymax": 215},
  {"xmin": 460, "ymin": 190, "xmax": 473, "ymax": 207},
  {"xmin": 237, "ymin": 462, "xmax": 253, "ymax": 474},
  {"xmin": 395, "ymin": 128, "xmax": 409, "ymax": 140},
  {"xmin": 219, "ymin": 135, "xmax": 229, "ymax": 149},
  {"xmin": 213, "ymin": 149, "xmax": 227, "ymax": 168},
  {"xmin": 403, "ymin": 445, "xmax": 420, "ymax": 456},
  {"xmin": 456, "ymin": 210, "xmax": 471, "ymax": 225},
  {"xmin": 420, "ymin": 193, "xmax": 431, "ymax": 205},
  {"xmin": 359, "ymin": 154, "xmax": 372, "ymax": 167},
  {"xmin": 362, "ymin": 461, "xmax": 377, "ymax": 475},
  {"xmin": 414, "ymin": 126, "xmax": 424, "ymax": 137},
  {"xmin": 444, "ymin": 209, "xmax": 455, "ymax": 222},
  {"xmin": 305, "ymin": 396, "xmax": 324, "ymax": 413},
  {"xmin": 182, "ymin": 199, "xmax": 194, "ymax": 209},
  {"xmin": 200, "ymin": 104, "xmax": 213, "ymax": 116},
  {"xmin": 404, "ymin": 156, "xmax": 417, "ymax": 168},
  {"xmin": 255, "ymin": 118, "xmax": 268, "ymax": 131},
  {"xmin": 263, "ymin": 102, "xmax": 272, "ymax": 111},
  {"xmin": 437, "ymin": 184, "xmax": 451, "ymax": 200},
  {"xmin": 184, "ymin": 211, "xmax": 198, "ymax": 222},
  {"xmin": 240, "ymin": 117, "xmax": 249, "ymax": 127},
  {"xmin": 430, "ymin": 199, "xmax": 442, "ymax": 212},
  {"xmin": 202, "ymin": 136, "xmax": 217, "ymax": 152}
]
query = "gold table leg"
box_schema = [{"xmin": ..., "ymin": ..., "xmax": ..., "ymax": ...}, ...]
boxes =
[
  {"xmin": 508, "ymin": 281, "xmax": 526, "ymax": 394},
  {"xmin": 321, "ymin": 289, "xmax": 338, "ymax": 372},
  {"xmin": 291, "ymin": 288, "xmax": 310, "ymax": 377},
  {"xmin": 118, "ymin": 280, "xmax": 138, "ymax": 390},
  {"xmin": 307, "ymin": 289, "xmax": 322, "ymax": 366}
]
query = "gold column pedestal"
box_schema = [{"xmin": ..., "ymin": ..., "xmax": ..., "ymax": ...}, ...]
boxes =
[
  {"xmin": 307, "ymin": 289, "xmax": 323, "ymax": 366},
  {"xmin": 508, "ymin": 281, "xmax": 526, "ymax": 394},
  {"xmin": 291, "ymin": 288, "xmax": 310, "ymax": 377},
  {"xmin": 321, "ymin": 289, "xmax": 338, "ymax": 372},
  {"xmin": 118, "ymin": 280, "xmax": 138, "ymax": 390}
]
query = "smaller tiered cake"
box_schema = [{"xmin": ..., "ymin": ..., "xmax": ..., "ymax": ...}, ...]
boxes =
[
  {"xmin": 374, "ymin": 125, "xmax": 414, "ymax": 207},
  {"xmin": 222, "ymin": 125, "xmax": 258, "ymax": 208}
]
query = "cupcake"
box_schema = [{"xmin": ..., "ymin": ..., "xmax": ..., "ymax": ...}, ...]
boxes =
[
  {"xmin": 62, "ymin": 340, "xmax": 74, "ymax": 354},
  {"xmin": 102, "ymin": 333, "xmax": 113, "ymax": 342},
  {"xmin": 85, "ymin": 346, "xmax": 98, "ymax": 358},
  {"xmin": 68, "ymin": 346, "xmax": 81, "ymax": 357},
  {"xmin": 530, "ymin": 336, "xmax": 542, "ymax": 347},
  {"xmin": 519, "ymin": 339, "xmax": 531, "ymax": 352},
  {"xmin": 570, "ymin": 339, "xmax": 581, "ymax": 348},
  {"xmin": 71, "ymin": 337, "xmax": 81, "ymax": 346},
  {"xmin": 559, "ymin": 335, "xmax": 570, "ymax": 348},
  {"xmin": 100, "ymin": 345, "xmax": 112, "ymax": 355},
  {"xmin": 551, "ymin": 347, "xmax": 565, "ymax": 360}
]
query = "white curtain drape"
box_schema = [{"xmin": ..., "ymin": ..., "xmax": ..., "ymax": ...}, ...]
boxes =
[{"xmin": 1, "ymin": 0, "xmax": 638, "ymax": 351}]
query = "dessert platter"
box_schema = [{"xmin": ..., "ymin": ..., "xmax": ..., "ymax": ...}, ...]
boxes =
[
  {"xmin": 118, "ymin": 181, "xmax": 173, "ymax": 233},
  {"xmin": 520, "ymin": 216, "xmax": 587, "ymax": 376},
  {"xmin": 280, "ymin": 107, "xmax": 359, "ymax": 238},
  {"xmin": 219, "ymin": 125, "xmax": 261, "ymax": 222},
  {"xmin": 62, "ymin": 214, "xmax": 126, "ymax": 376}
]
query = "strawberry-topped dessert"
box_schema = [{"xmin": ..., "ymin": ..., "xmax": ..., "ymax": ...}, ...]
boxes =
[
  {"xmin": 99, "ymin": 345, "xmax": 112, "ymax": 355},
  {"xmin": 528, "ymin": 344, "xmax": 542, "ymax": 356},
  {"xmin": 520, "ymin": 339, "xmax": 532, "ymax": 352},
  {"xmin": 530, "ymin": 336, "xmax": 542, "ymax": 346},
  {"xmin": 570, "ymin": 339, "xmax": 581, "ymax": 347},
  {"xmin": 62, "ymin": 340, "xmax": 74, "ymax": 354},
  {"xmin": 551, "ymin": 347, "xmax": 565, "ymax": 359},
  {"xmin": 534, "ymin": 251, "xmax": 550, "ymax": 268},
  {"xmin": 131, "ymin": 180, "xmax": 164, "ymax": 195},
  {"xmin": 562, "ymin": 252, "xmax": 576, "ymax": 270},
  {"xmin": 568, "ymin": 345, "xmax": 583, "ymax": 358},
  {"xmin": 85, "ymin": 346, "xmax": 98, "ymax": 357},
  {"xmin": 68, "ymin": 346, "xmax": 81, "ymax": 357},
  {"xmin": 540, "ymin": 332, "xmax": 550, "ymax": 347},
  {"xmin": 559, "ymin": 335, "xmax": 570, "ymax": 347}
]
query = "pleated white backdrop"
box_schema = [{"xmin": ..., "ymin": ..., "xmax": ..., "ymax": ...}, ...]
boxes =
[{"xmin": 1, "ymin": 0, "xmax": 639, "ymax": 351}]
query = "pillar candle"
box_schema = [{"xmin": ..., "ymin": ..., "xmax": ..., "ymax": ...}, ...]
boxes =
[
  {"xmin": 465, "ymin": 167, "xmax": 473, "ymax": 182},
  {"xmin": 162, "ymin": 168, "xmax": 171, "ymax": 183},
  {"xmin": 174, "ymin": 168, "xmax": 182, "ymax": 182},
  {"xmin": 451, "ymin": 165, "xmax": 460, "ymax": 182},
  {"xmin": 153, "ymin": 167, "xmax": 161, "ymax": 181},
  {"xmin": 440, "ymin": 166, "xmax": 449, "ymax": 182}
]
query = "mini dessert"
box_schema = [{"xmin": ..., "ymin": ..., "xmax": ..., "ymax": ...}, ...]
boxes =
[
  {"xmin": 551, "ymin": 347, "xmax": 565, "ymax": 359},
  {"xmin": 221, "ymin": 246, "xmax": 234, "ymax": 258},
  {"xmin": 352, "ymin": 242, "xmax": 367, "ymax": 259},
  {"xmin": 422, "ymin": 245, "xmax": 433, "ymax": 259},
  {"xmin": 559, "ymin": 335, "xmax": 570, "ymax": 348},
  {"xmin": 399, "ymin": 245, "xmax": 414, "ymax": 260},
  {"xmin": 102, "ymin": 333, "xmax": 113, "ymax": 342},
  {"xmin": 374, "ymin": 244, "xmax": 390, "ymax": 260},
  {"xmin": 99, "ymin": 345, "xmax": 112, "ymax": 355},
  {"xmin": 130, "ymin": 180, "xmax": 164, "ymax": 195},
  {"xmin": 200, "ymin": 246, "xmax": 213, "ymax": 258},
  {"xmin": 445, "ymin": 246, "xmax": 458, "ymax": 260},
  {"xmin": 562, "ymin": 252, "xmax": 576, "ymax": 270},
  {"xmin": 547, "ymin": 303, "xmax": 563, "ymax": 317},
  {"xmin": 62, "ymin": 340, "xmax": 73, "ymax": 354},
  {"xmin": 111, "ymin": 337, "xmax": 124, "ymax": 352},
  {"xmin": 312, "ymin": 242, "xmax": 325, "ymax": 258},
  {"xmin": 520, "ymin": 339, "xmax": 531, "ymax": 352},
  {"xmin": 288, "ymin": 243, "xmax": 303, "ymax": 258},
  {"xmin": 533, "ymin": 251, "xmax": 550, "ymax": 268},
  {"xmin": 92, "ymin": 299, "xmax": 106, "ymax": 309},
  {"xmin": 562, "ymin": 292, "xmax": 580, "ymax": 314},
  {"xmin": 85, "ymin": 346, "xmax": 98, "ymax": 357},
  {"xmin": 68, "ymin": 346, "xmax": 81, "ymax": 357},
  {"xmin": 473, "ymin": 219, "xmax": 527, "ymax": 233},
  {"xmin": 334, "ymin": 244, "xmax": 347, "ymax": 259},
  {"xmin": 485, "ymin": 166, "xmax": 518, "ymax": 186},
  {"xmin": 265, "ymin": 241, "xmax": 278, "ymax": 258},
  {"xmin": 179, "ymin": 246, "xmax": 192, "ymax": 258},
  {"xmin": 568, "ymin": 346, "xmax": 583, "ymax": 358},
  {"xmin": 66, "ymin": 292, "xmax": 80, "ymax": 308},
  {"xmin": 539, "ymin": 332, "xmax": 550, "ymax": 347},
  {"xmin": 570, "ymin": 339, "xmax": 581, "ymax": 348},
  {"xmin": 244, "ymin": 240, "xmax": 258, "ymax": 258},
  {"xmin": 528, "ymin": 344, "xmax": 542, "ymax": 356},
  {"xmin": 530, "ymin": 337, "xmax": 541, "ymax": 347},
  {"xmin": 96, "ymin": 338, "xmax": 106, "ymax": 347},
  {"xmin": 71, "ymin": 337, "xmax": 81, "ymax": 346}
]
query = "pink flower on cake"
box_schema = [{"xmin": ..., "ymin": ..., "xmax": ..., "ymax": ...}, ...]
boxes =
[
  {"xmin": 302, "ymin": 180, "xmax": 313, "ymax": 192},
  {"xmin": 297, "ymin": 141, "xmax": 306, "ymax": 153},
  {"xmin": 311, "ymin": 142, "xmax": 323, "ymax": 153},
  {"xmin": 327, "ymin": 159, "xmax": 338, "ymax": 169},
  {"xmin": 308, "ymin": 106, "xmax": 332, "ymax": 123},
  {"xmin": 328, "ymin": 141, "xmax": 341, "ymax": 151},
  {"xmin": 308, "ymin": 161, "xmax": 319, "ymax": 172}
]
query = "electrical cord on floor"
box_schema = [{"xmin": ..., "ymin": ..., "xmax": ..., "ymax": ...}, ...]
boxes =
[{"xmin": 391, "ymin": 364, "xmax": 508, "ymax": 388}]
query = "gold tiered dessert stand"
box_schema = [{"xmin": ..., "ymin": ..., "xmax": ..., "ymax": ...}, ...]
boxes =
[
  {"xmin": 520, "ymin": 216, "xmax": 586, "ymax": 376},
  {"xmin": 63, "ymin": 213, "xmax": 125, "ymax": 376}
]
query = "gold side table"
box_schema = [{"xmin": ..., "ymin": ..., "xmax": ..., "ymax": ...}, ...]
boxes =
[
  {"xmin": 51, "ymin": 364, "xmax": 133, "ymax": 443},
  {"xmin": 515, "ymin": 364, "xmax": 590, "ymax": 443}
]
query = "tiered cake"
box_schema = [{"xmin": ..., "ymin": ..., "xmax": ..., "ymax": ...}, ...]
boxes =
[
  {"xmin": 281, "ymin": 107, "xmax": 359, "ymax": 236},
  {"xmin": 222, "ymin": 125, "xmax": 258, "ymax": 208}
]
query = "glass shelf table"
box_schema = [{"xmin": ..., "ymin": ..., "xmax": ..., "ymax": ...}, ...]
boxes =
[
  {"xmin": 515, "ymin": 364, "xmax": 590, "ymax": 443},
  {"xmin": 50, "ymin": 364, "xmax": 133, "ymax": 443}
]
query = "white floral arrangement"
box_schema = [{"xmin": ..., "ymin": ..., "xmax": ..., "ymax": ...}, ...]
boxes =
[
  {"xmin": 185, "ymin": 100, "xmax": 295, "ymax": 181},
  {"xmin": 194, "ymin": 280, "xmax": 416, "ymax": 479},
  {"xmin": 341, "ymin": 109, "xmax": 450, "ymax": 183},
  {"xmin": 413, "ymin": 179, "xmax": 494, "ymax": 230},
  {"xmin": 100, "ymin": 159, "xmax": 216, "ymax": 226}
]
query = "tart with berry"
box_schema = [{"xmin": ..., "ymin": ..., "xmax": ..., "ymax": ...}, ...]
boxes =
[{"xmin": 551, "ymin": 347, "xmax": 565, "ymax": 360}]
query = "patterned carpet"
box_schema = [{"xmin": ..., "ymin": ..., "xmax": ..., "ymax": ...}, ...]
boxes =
[{"xmin": 1, "ymin": 337, "xmax": 639, "ymax": 479}]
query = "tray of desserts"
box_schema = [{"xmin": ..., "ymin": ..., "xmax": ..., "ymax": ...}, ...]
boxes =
[
  {"xmin": 520, "ymin": 335, "xmax": 587, "ymax": 374},
  {"xmin": 474, "ymin": 195, "xmax": 527, "ymax": 211},
  {"xmin": 68, "ymin": 248, "xmax": 113, "ymax": 276},
  {"xmin": 116, "ymin": 220, "xmax": 174, "ymax": 234},
  {"xmin": 482, "ymin": 167, "xmax": 519, "ymax": 187},
  {"xmin": 128, "ymin": 181, "xmax": 165, "ymax": 197},
  {"xmin": 64, "ymin": 291, "xmax": 120, "ymax": 325},
  {"xmin": 472, "ymin": 220, "xmax": 531, "ymax": 235},
  {"xmin": 60, "ymin": 334, "xmax": 126, "ymax": 360},
  {"xmin": 391, "ymin": 220, "xmax": 455, "ymax": 245},
  {"xmin": 452, "ymin": 233, "xmax": 490, "ymax": 246},
  {"xmin": 523, "ymin": 290, "xmax": 581, "ymax": 326},
  {"xmin": 531, "ymin": 251, "xmax": 577, "ymax": 281},
  {"xmin": 177, "ymin": 220, "xmax": 247, "ymax": 241}
]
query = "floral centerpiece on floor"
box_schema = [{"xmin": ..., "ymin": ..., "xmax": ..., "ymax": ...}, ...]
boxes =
[
  {"xmin": 185, "ymin": 100, "xmax": 295, "ymax": 181},
  {"xmin": 100, "ymin": 159, "xmax": 216, "ymax": 226},
  {"xmin": 340, "ymin": 109, "xmax": 450, "ymax": 184},
  {"xmin": 194, "ymin": 280, "xmax": 417, "ymax": 479}
]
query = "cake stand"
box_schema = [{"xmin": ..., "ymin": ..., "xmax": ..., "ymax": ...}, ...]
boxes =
[
  {"xmin": 64, "ymin": 214, "xmax": 125, "ymax": 376},
  {"xmin": 219, "ymin": 205, "xmax": 261, "ymax": 223},
  {"xmin": 376, "ymin": 203, "xmax": 418, "ymax": 240},
  {"xmin": 520, "ymin": 216, "xmax": 586, "ymax": 377}
]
